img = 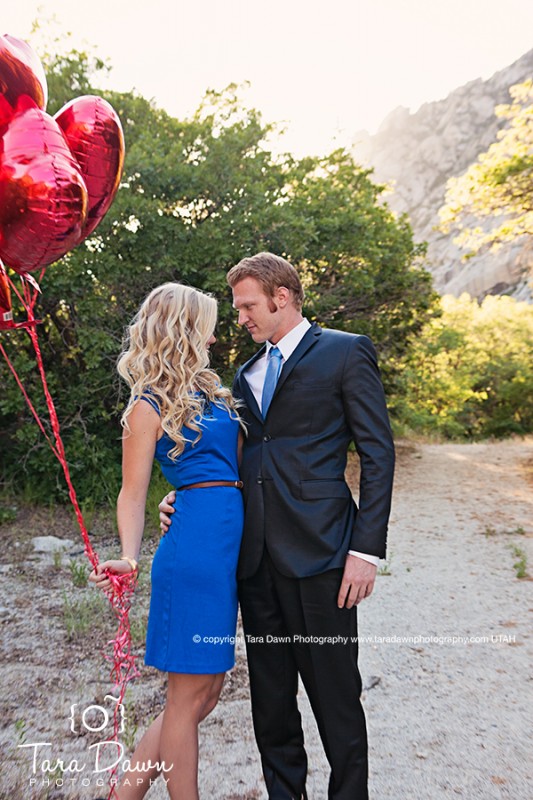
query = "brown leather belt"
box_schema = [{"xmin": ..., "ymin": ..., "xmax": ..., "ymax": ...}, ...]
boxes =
[{"xmin": 178, "ymin": 480, "xmax": 244, "ymax": 491}]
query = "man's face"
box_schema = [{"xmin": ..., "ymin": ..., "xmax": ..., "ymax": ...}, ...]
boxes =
[{"xmin": 232, "ymin": 277, "xmax": 282, "ymax": 344}]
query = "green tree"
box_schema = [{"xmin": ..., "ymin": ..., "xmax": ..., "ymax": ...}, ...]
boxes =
[
  {"xmin": 0, "ymin": 47, "xmax": 435, "ymax": 503},
  {"xmin": 285, "ymin": 149, "xmax": 433, "ymax": 368},
  {"xmin": 394, "ymin": 294, "xmax": 533, "ymax": 438},
  {"xmin": 439, "ymin": 80, "xmax": 533, "ymax": 255}
]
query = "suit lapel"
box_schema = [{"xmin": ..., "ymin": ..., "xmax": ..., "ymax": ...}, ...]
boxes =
[
  {"xmin": 236, "ymin": 324, "xmax": 322, "ymax": 423},
  {"xmin": 272, "ymin": 323, "xmax": 322, "ymax": 401}
]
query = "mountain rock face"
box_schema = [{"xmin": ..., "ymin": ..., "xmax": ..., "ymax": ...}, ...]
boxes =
[{"xmin": 352, "ymin": 50, "xmax": 533, "ymax": 300}]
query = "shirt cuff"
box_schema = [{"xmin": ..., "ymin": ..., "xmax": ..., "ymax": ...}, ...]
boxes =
[{"xmin": 348, "ymin": 550, "xmax": 380, "ymax": 567}]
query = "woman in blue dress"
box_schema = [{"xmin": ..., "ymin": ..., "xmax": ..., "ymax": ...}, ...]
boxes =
[{"xmin": 89, "ymin": 282, "xmax": 244, "ymax": 799}]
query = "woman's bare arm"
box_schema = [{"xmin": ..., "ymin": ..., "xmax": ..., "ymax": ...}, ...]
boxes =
[{"xmin": 89, "ymin": 400, "xmax": 160, "ymax": 588}]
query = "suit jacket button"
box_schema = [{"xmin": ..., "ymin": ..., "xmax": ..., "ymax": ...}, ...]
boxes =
[
  {"xmin": 263, "ymin": 435, "xmax": 271, "ymax": 442},
  {"xmin": 256, "ymin": 477, "xmax": 263, "ymax": 485}
]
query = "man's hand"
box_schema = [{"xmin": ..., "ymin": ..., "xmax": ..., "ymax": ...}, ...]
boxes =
[
  {"xmin": 158, "ymin": 490, "xmax": 176, "ymax": 534},
  {"xmin": 337, "ymin": 555, "xmax": 377, "ymax": 608}
]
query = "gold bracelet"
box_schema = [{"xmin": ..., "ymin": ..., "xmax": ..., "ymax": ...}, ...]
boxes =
[{"xmin": 120, "ymin": 555, "xmax": 138, "ymax": 574}]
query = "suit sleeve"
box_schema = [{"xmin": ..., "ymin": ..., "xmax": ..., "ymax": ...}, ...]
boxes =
[{"xmin": 341, "ymin": 335, "xmax": 395, "ymax": 558}]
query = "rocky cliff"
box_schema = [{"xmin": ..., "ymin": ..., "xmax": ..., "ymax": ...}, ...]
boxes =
[{"xmin": 352, "ymin": 49, "xmax": 533, "ymax": 300}]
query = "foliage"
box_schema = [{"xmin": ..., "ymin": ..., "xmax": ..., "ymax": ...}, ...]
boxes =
[
  {"xmin": 439, "ymin": 80, "xmax": 533, "ymax": 256},
  {"xmin": 69, "ymin": 559, "xmax": 89, "ymax": 588},
  {"xmin": 392, "ymin": 294, "xmax": 533, "ymax": 438},
  {"xmin": 0, "ymin": 504, "xmax": 17, "ymax": 524},
  {"xmin": 61, "ymin": 588, "xmax": 109, "ymax": 640},
  {"xmin": 286, "ymin": 151, "xmax": 433, "ymax": 368},
  {"xmin": 510, "ymin": 545, "xmax": 528, "ymax": 579},
  {"xmin": 0, "ymin": 45, "xmax": 434, "ymax": 504}
]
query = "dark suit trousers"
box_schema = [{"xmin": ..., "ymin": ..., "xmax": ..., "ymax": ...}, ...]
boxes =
[{"xmin": 239, "ymin": 551, "xmax": 369, "ymax": 800}]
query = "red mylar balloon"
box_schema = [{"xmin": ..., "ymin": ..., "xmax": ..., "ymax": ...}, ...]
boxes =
[
  {"xmin": 55, "ymin": 96, "xmax": 125, "ymax": 241},
  {"xmin": 0, "ymin": 260, "xmax": 13, "ymax": 328},
  {"xmin": 0, "ymin": 35, "xmax": 47, "ymax": 111},
  {"xmin": 0, "ymin": 94, "xmax": 13, "ymax": 129},
  {"xmin": 0, "ymin": 104, "xmax": 88, "ymax": 273}
]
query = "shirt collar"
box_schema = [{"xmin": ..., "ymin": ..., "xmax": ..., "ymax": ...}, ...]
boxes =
[{"xmin": 266, "ymin": 318, "xmax": 311, "ymax": 362}]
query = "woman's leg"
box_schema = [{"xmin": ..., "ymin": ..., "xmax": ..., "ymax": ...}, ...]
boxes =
[
  {"xmin": 113, "ymin": 709, "xmax": 164, "ymax": 799},
  {"xmin": 160, "ymin": 672, "xmax": 225, "ymax": 800},
  {"xmin": 115, "ymin": 671, "xmax": 225, "ymax": 800}
]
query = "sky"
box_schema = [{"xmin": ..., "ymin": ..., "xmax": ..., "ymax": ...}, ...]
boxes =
[{"xmin": 3, "ymin": 0, "xmax": 533, "ymax": 156}]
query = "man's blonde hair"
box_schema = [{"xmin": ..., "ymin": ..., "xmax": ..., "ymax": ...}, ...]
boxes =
[{"xmin": 227, "ymin": 252, "xmax": 304, "ymax": 311}]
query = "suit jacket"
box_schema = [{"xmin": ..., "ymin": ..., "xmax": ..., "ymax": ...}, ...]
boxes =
[{"xmin": 233, "ymin": 322, "xmax": 395, "ymax": 580}]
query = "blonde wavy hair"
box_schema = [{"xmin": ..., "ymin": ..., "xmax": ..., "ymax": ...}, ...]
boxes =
[{"xmin": 118, "ymin": 282, "xmax": 241, "ymax": 459}]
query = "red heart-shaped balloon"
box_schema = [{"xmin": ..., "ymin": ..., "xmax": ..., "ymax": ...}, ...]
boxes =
[
  {"xmin": 0, "ymin": 106, "xmax": 88, "ymax": 273},
  {"xmin": 55, "ymin": 95, "xmax": 125, "ymax": 241},
  {"xmin": 0, "ymin": 35, "xmax": 47, "ymax": 111}
]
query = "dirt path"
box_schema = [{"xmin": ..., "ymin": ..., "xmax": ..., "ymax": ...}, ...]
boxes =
[{"xmin": 1, "ymin": 439, "xmax": 532, "ymax": 799}]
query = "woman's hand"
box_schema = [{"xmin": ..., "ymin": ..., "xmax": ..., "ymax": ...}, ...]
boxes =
[{"xmin": 89, "ymin": 559, "xmax": 136, "ymax": 591}]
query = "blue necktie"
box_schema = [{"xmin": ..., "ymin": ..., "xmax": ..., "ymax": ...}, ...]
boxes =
[{"xmin": 261, "ymin": 346, "xmax": 283, "ymax": 418}]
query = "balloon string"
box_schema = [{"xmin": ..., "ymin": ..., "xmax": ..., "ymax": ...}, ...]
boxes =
[
  {"xmin": 0, "ymin": 341, "xmax": 60, "ymax": 458},
  {"xmin": 22, "ymin": 284, "xmax": 140, "ymax": 800},
  {"xmin": 19, "ymin": 285, "xmax": 141, "ymax": 789},
  {"xmin": 7, "ymin": 270, "xmax": 42, "ymax": 307},
  {"xmin": 7, "ymin": 274, "xmax": 27, "ymax": 307},
  {"xmin": 0, "ymin": 274, "xmax": 53, "ymax": 449},
  {"xmin": 20, "ymin": 281, "xmax": 97, "ymax": 567},
  {"xmin": 2, "ymin": 276, "xmax": 140, "ymax": 799}
]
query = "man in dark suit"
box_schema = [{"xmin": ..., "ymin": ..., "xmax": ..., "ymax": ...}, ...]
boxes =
[{"xmin": 161, "ymin": 253, "xmax": 394, "ymax": 799}]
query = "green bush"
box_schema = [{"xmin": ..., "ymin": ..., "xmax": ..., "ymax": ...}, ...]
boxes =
[{"xmin": 393, "ymin": 294, "xmax": 533, "ymax": 438}]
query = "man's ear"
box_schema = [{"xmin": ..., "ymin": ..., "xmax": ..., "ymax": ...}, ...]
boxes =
[{"xmin": 276, "ymin": 286, "xmax": 290, "ymax": 308}]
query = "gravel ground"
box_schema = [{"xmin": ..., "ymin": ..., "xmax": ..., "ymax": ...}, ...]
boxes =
[{"xmin": 1, "ymin": 438, "xmax": 532, "ymax": 799}]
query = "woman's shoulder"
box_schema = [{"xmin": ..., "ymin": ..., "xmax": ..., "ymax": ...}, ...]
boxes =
[
  {"xmin": 135, "ymin": 391, "xmax": 161, "ymax": 415},
  {"xmin": 122, "ymin": 396, "xmax": 163, "ymax": 444}
]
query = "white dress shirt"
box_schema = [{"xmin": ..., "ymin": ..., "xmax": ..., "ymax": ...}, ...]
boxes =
[{"xmin": 243, "ymin": 318, "xmax": 379, "ymax": 567}]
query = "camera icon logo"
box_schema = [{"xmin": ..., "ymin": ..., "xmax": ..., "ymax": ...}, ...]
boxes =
[{"xmin": 69, "ymin": 695, "xmax": 126, "ymax": 735}]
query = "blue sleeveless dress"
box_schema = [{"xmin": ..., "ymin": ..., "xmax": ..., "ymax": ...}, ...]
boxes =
[{"xmin": 142, "ymin": 395, "xmax": 244, "ymax": 674}]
